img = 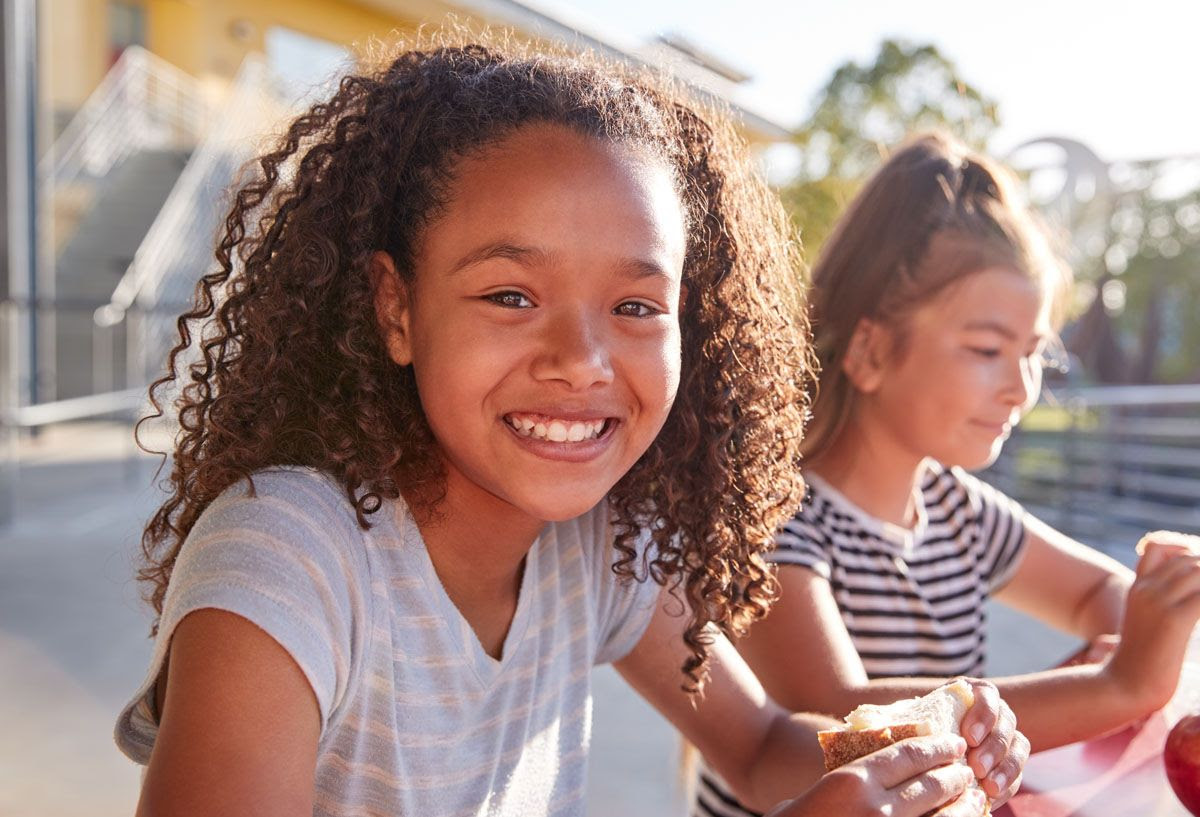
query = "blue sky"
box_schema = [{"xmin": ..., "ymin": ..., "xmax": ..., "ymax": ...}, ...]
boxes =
[{"xmin": 560, "ymin": 0, "xmax": 1197, "ymax": 164}]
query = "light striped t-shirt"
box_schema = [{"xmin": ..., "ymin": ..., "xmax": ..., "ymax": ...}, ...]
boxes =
[
  {"xmin": 693, "ymin": 461, "xmax": 1027, "ymax": 817},
  {"xmin": 115, "ymin": 467, "xmax": 662, "ymax": 817}
]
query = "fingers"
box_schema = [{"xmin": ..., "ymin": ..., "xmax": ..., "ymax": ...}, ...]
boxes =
[
  {"xmin": 956, "ymin": 679, "xmax": 1028, "ymax": 804},
  {"xmin": 1084, "ymin": 633, "xmax": 1120, "ymax": 663},
  {"xmin": 890, "ymin": 762, "xmax": 975, "ymax": 816},
  {"xmin": 965, "ymin": 697, "xmax": 1016, "ymax": 780},
  {"xmin": 1132, "ymin": 552, "xmax": 1200, "ymax": 611},
  {"xmin": 1157, "ymin": 556, "xmax": 1200, "ymax": 607},
  {"xmin": 928, "ymin": 786, "xmax": 989, "ymax": 817},
  {"xmin": 856, "ymin": 734, "xmax": 968, "ymax": 789},
  {"xmin": 1059, "ymin": 634, "xmax": 1120, "ymax": 668},
  {"xmin": 979, "ymin": 727, "xmax": 1029, "ymax": 804},
  {"xmin": 958, "ymin": 680, "xmax": 1000, "ymax": 748},
  {"xmin": 1136, "ymin": 532, "xmax": 1198, "ymax": 575}
]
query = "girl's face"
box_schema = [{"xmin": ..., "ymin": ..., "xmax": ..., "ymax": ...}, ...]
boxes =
[
  {"xmin": 375, "ymin": 124, "xmax": 686, "ymax": 523},
  {"xmin": 861, "ymin": 267, "xmax": 1052, "ymax": 470}
]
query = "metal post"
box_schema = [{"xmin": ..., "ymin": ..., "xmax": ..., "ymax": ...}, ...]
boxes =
[{"xmin": 5, "ymin": 0, "xmax": 36, "ymax": 406}]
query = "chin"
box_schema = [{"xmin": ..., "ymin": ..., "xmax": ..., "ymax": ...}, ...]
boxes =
[
  {"xmin": 961, "ymin": 442, "xmax": 1005, "ymax": 471},
  {"xmin": 938, "ymin": 439, "xmax": 1005, "ymax": 472},
  {"xmin": 517, "ymin": 490, "xmax": 609, "ymax": 523}
]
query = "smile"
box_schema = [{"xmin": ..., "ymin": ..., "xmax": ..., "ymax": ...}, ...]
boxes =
[{"xmin": 503, "ymin": 412, "xmax": 612, "ymax": 442}]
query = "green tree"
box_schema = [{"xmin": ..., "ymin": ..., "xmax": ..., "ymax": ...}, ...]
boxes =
[
  {"xmin": 1075, "ymin": 182, "xmax": 1200, "ymax": 383},
  {"xmin": 782, "ymin": 40, "xmax": 1000, "ymax": 261}
]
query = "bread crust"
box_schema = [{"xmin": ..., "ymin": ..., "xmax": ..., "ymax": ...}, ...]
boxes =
[{"xmin": 817, "ymin": 722, "xmax": 927, "ymax": 771}]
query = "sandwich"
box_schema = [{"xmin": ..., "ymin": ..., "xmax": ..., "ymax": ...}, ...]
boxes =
[{"xmin": 817, "ymin": 679, "xmax": 975, "ymax": 771}]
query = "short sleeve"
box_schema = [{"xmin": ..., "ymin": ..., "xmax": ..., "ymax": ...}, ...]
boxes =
[
  {"xmin": 588, "ymin": 511, "xmax": 662, "ymax": 666},
  {"xmin": 114, "ymin": 469, "xmax": 367, "ymax": 764},
  {"xmin": 954, "ymin": 467, "xmax": 1028, "ymax": 592},
  {"xmin": 769, "ymin": 504, "xmax": 833, "ymax": 581}
]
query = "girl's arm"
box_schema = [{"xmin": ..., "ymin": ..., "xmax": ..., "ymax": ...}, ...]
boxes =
[
  {"xmin": 137, "ymin": 608, "xmax": 321, "ymax": 817},
  {"xmin": 614, "ymin": 589, "xmax": 1025, "ymax": 815},
  {"xmin": 992, "ymin": 514, "xmax": 1131, "ymax": 642},
  {"xmin": 738, "ymin": 534, "xmax": 1200, "ymax": 755}
]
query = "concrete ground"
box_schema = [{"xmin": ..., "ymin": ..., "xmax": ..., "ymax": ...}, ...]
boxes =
[{"xmin": 0, "ymin": 421, "xmax": 1129, "ymax": 817}]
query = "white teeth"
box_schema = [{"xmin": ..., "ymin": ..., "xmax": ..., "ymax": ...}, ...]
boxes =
[{"xmin": 506, "ymin": 415, "xmax": 607, "ymax": 442}]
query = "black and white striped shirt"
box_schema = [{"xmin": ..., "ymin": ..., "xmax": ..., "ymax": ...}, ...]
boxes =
[{"xmin": 693, "ymin": 461, "xmax": 1027, "ymax": 817}]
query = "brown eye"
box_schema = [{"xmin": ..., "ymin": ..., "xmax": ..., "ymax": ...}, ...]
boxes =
[
  {"xmin": 614, "ymin": 301, "xmax": 658, "ymax": 318},
  {"xmin": 485, "ymin": 291, "xmax": 533, "ymax": 308}
]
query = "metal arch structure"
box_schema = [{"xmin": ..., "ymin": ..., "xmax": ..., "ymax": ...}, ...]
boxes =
[
  {"xmin": 1005, "ymin": 135, "xmax": 1200, "ymax": 266},
  {"xmin": 1005, "ymin": 135, "xmax": 1119, "ymax": 267}
]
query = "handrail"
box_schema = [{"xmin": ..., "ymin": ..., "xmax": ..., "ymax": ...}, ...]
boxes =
[
  {"xmin": 989, "ymin": 384, "xmax": 1200, "ymax": 550},
  {"xmin": 42, "ymin": 45, "xmax": 208, "ymax": 189},
  {"xmin": 1046, "ymin": 383, "xmax": 1200, "ymax": 408},
  {"xmin": 0, "ymin": 388, "xmax": 145, "ymax": 428}
]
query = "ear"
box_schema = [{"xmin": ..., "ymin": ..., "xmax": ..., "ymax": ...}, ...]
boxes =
[
  {"xmin": 841, "ymin": 317, "xmax": 892, "ymax": 393},
  {"xmin": 369, "ymin": 251, "xmax": 414, "ymax": 366}
]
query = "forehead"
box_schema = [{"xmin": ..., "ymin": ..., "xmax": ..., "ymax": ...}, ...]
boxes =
[
  {"xmin": 420, "ymin": 123, "xmax": 687, "ymax": 274},
  {"xmin": 924, "ymin": 266, "xmax": 1052, "ymax": 333}
]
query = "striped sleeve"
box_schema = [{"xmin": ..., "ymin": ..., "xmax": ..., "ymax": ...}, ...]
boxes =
[
  {"xmin": 955, "ymin": 467, "xmax": 1028, "ymax": 592},
  {"xmin": 769, "ymin": 503, "xmax": 832, "ymax": 580},
  {"xmin": 114, "ymin": 469, "xmax": 365, "ymax": 763}
]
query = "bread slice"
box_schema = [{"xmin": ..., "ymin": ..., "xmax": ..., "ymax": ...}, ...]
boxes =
[{"xmin": 817, "ymin": 679, "xmax": 975, "ymax": 771}]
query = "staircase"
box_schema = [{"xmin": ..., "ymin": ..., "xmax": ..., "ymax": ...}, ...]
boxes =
[
  {"xmin": 53, "ymin": 148, "xmax": 191, "ymax": 398},
  {"xmin": 43, "ymin": 46, "xmax": 207, "ymax": 399}
]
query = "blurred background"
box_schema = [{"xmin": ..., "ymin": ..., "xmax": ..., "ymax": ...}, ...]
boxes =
[{"xmin": 0, "ymin": 1, "xmax": 1196, "ymax": 815}]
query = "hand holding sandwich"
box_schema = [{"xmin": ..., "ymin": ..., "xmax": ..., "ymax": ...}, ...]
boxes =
[{"xmin": 768, "ymin": 679, "xmax": 1027, "ymax": 817}]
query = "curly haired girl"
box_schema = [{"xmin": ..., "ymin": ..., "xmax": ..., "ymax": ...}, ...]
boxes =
[{"xmin": 114, "ymin": 38, "xmax": 1023, "ymax": 817}]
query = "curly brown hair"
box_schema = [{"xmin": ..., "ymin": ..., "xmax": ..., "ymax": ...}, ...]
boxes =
[{"xmin": 138, "ymin": 31, "xmax": 813, "ymax": 691}]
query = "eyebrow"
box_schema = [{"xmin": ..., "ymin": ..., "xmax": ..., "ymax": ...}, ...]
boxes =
[
  {"xmin": 962, "ymin": 319, "xmax": 1047, "ymax": 343},
  {"xmin": 447, "ymin": 240, "xmax": 675, "ymax": 281},
  {"xmin": 448, "ymin": 241, "xmax": 551, "ymax": 276},
  {"xmin": 613, "ymin": 257, "xmax": 674, "ymax": 281}
]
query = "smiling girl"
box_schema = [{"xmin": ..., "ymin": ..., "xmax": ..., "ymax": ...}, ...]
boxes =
[
  {"xmin": 114, "ymin": 42, "xmax": 1023, "ymax": 817},
  {"xmin": 694, "ymin": 131, "xmax": 1200, "ymax": 817}
]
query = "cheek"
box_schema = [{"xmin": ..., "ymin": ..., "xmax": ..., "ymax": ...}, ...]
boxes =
[{"xmin": 653, "ymin": 326, "xmax": 683, "ymax": 405}]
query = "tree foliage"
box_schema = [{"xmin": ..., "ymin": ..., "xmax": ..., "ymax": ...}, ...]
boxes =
[
  {"xmin": 1069, "ymin": 181, "xmax": 1200, "ymax": 382},
  {"xmin": 778, "ymin": 39, "xmax": 1199, "ymax": 384},
  {"xmin": 783, "ymin": 40, "xmax": 1000, "ymax": 261}
]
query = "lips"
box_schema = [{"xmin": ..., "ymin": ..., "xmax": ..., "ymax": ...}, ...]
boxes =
[{"xmin": 971, "ymin": 419, "xmax": 1011, "ymax": 436}]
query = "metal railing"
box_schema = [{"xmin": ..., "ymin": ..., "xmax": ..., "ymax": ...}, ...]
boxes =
[
  {"xmin": 42, "ymin": 45, "xmax": 207, "ymax": 189},
  {"xmin": 984, "ymin": 384, "xmax": 1200, "ymax": 551},
  {"xmin": 100, "ymin": 55, "xmax": 290, "ymax": 395}
]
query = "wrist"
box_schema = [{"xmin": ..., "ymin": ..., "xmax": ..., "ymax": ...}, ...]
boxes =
[{"xmin": 1103, "ymin": 650, "xmax": 1175, "ymax": 713}]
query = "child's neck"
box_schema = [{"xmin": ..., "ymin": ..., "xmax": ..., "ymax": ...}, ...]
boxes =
[
  {"xmin": 807, "ymin": 419, "xmax": 927, "ymax": 530},
  {"xmin": 405, "ymin": 467, "xmax": 544, "ymax": 660}
]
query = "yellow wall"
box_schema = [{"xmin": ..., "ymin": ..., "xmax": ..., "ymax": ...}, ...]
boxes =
[
  {"xmin": 43, "ymin": 0, "xmax": 423, "ymax": 116},
  {"xmin": 43, "ymin": 0, "xmax": 111, "ymax": 113},
  {"xmin": 41, "ymin": 0, "xmax": 781, "ymax": 147},
  {"xmin": 143, "ymin": 0, "xmax": 415, "ymax": 82}
]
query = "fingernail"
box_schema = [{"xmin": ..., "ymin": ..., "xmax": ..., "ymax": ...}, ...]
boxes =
[
  {"xmin": 969, "ymin": 723, "xmax": 986, "ymax": 744},
  {"xmin": 979, "ymin": 751, "xmax": 995, "ymax": 771},
  {"xmin": 993, "ymin": 771, "xmax": 1008, "ymax": 791}
]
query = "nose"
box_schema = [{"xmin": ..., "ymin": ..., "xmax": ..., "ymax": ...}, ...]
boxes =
[
  {"xmin": 530, "ymin": 308, "xmax": 614, "ymax": 390},
  {"xmin": 1004, "ymin": 354, "xmax": 1043, "ymax": 415}
]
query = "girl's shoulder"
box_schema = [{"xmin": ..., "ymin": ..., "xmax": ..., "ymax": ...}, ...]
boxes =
[
  {"xmin": 186, "ymin": 466, "xmax": 384, "ymax": 584},
  {"xmin": 199, "ymin": 466, "xmax": 365, "ymax": 533},
  {"xmin": 919, "ymin": 459, "xmax": 1024, "ymax": 523}
]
